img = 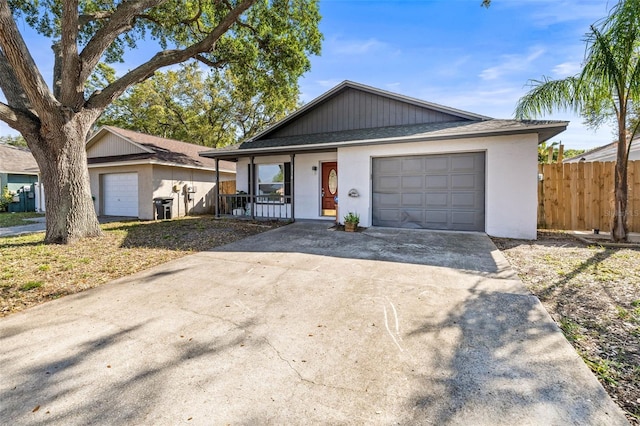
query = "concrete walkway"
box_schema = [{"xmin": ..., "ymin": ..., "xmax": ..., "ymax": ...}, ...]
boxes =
[
  {"xmin": 0, "ymin": 216, "xmax": 46, "ymax": 237},
  {"xmin": 0, "ymin": 216, "xmax": 134, "ymax": 237},
  {"xmin": 0, "ymin": 222, "xmax": 629, "ymax": 425}
]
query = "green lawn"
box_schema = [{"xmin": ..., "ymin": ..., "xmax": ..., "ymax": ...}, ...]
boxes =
[{"xmin": 0, "ymin": 212, "xmax": 44, "ymax": 228}]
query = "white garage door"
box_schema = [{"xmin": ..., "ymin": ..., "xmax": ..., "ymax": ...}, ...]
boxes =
[
  {"xmin": 102, "ymin": 173, "xmax": 139, "ymax": 217},
  {"xmin": 372, "ymin": 152, "xmax": 485, "ymax": 231}
]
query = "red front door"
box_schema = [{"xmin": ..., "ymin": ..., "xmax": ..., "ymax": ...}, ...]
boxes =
[{"xmin": 321, "ymin": 162, "xmax": 338, "ymax": 216}]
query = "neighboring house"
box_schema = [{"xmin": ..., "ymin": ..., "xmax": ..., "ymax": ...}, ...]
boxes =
[
  {"xmin": 563, "ymin": 139, "xmax": 640, "ymax": 163},
  {"xmin": 0, "ymin": 143, "xmax": 41, "ymax": 212},
  {"xmin": 200, "ymin": 81, "xmax": 567, "ymax": 239},
  {"xmin": 0, "ymin": 143, "xmax": 39, "ymax": 192},
  {"xmin": 87, "ymin": 126, "xmax": 236, "ymax": 220}
]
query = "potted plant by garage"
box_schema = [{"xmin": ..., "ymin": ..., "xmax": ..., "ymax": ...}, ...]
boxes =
[{"xmin": 343, "ymin": 212, "xmax": 360, "ymax": 232}]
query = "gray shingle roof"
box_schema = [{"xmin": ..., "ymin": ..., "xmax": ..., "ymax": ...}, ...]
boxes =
[
  {"xmin": 87, "ymin": 126, "xmax": 236, "ymax": 172},
  {"xmin": 0, "ymin": 144, "xmax": 39, "ymax": 174},
  {"xmin": 201, "ymin": 119, "xmax": 568, "ymax": 158}
]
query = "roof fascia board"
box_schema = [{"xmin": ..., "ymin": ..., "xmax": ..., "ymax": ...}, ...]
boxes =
[
  {"xmin": 87, "ymin": 159, "xmax": 235, "ymax": 173},
  {"xmin": 202, "ymin": 122, "xmax": 568, "ymax": 159}
]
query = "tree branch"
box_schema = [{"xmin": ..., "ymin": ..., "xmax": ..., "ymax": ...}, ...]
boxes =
[
  {"xmin": 0, "ymin": 101, "xmax": 39, "ymax": 135},
  {"xmin": 0, "ymin": 0, "xmax": 58, "ymax": 119},
  {"xmin": 79, "ymin": 0, "xmax": 167, "ymax": 84},
  {"xmin": 194, "ymin": 54, "xmax": 224, "ymax": 68},
  {"xmin": 57, "ymin": 0, "xmax": 82, "ymax": 107},
  {"xmin": 79, "ymin": 10, "xmax": 114, "ymax": 27},
  {"xmin": 88, "ymin": 0, "xmax": 256, "ymax": 111},
  {"xmin": 0, "ymin": 49, "xmax": 31, "ymax": 111}
]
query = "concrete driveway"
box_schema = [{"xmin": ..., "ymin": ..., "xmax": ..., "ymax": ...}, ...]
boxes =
[{"xmin": 0, "ymin": 222, "xmax": 628, "ymax": 425}]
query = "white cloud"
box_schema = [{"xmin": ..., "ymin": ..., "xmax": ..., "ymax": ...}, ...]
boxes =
[
  {"xmin": 525, "ymin": 0, "xmax": 612, "ymax": 26},
  {"xmin": 552, "ymin": 61, "xmax": 582, "ymax": 77},
  {"xmin": 330, "ymin": 38, "xmax": 387, "ymax": 55},
  {"xmin": 479, "ymin": 47, "xmax": 546, "ymax": 81}
]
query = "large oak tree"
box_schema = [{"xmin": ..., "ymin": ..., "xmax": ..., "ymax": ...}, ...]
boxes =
[{"xmin": 0, "ymin": 0, "xmax": 321, "ymax": 243}]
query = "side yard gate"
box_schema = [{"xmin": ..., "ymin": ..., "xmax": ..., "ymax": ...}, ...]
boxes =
[{"xmin": 538, "ymin": 161, "xmax": 640, "ymax": 232}]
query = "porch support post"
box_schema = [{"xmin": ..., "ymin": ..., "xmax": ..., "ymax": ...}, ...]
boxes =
[
  {"xmin": 290, "ymin": 153, "xmax": 295, "ymax": 222},
  {"xmin": 250, "ymin": 156, "xmax": 255, "ymax": 220},
  {"xmin": 214, "ymin": 158, "xmax": 220, "ymax": 218}
]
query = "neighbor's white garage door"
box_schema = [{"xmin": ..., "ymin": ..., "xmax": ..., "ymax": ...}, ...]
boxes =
[{"xmin": 102, "ymin": 172, "xmax": 139, "ymax": 217}]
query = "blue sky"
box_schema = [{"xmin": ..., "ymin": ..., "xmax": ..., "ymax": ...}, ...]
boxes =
[{"xmin": 1, "ymin": 0, "xmax": 619, "ymax": 149}]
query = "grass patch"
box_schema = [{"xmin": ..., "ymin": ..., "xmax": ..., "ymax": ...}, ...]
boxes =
[
  {"xmin": 0, "ymin": 216, "xmax": 284, "ymax": 317},
  {"xmin": 0, "ymin": 212, "xmax": 44, "ymax": 228},
  {"xmin": 20, "ymin": 281, "xmax": 43, "ymax": 291}
]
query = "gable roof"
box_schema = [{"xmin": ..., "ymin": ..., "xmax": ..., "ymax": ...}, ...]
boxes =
[
  {"xmin": 200, "ymin": 81, "xmax": 567, "ymax": 160},
  {"xmin": 249, "ymin": 80, "xmax": 490, "ymax": 142},
  {"xmin": 0, "ymin": 144, "xmax": 39, "ymax": 174},
  {"xmin": 564, "ymin": 138, "xmax": 640, "ymax": 163},
  {"xmin": 86, "ymin": 126, "xmax": 235, "ymax": 173}
]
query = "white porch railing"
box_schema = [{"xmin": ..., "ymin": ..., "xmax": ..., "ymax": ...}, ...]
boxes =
[{"xmin": 217, "ymin": 194, "xmax": 292, "ymax": 220}]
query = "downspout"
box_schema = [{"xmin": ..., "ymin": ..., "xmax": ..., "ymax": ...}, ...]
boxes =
[
  {"xmin": 215, "ymin": 158, "xmax": 220, "ymax": 218},
  {"xmin": 290, "ymin": 153, "xmax": 295, "ymax": 222}
]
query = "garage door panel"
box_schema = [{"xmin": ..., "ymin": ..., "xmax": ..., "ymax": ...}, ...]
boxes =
[
  {"xmin": 451, "ymin": 192, "xmax": 478, "ymax": 208},
  {"xmin": 451, "ymin": 155, "xmax": 477, "ymax": 171},
  {"xmin": 375, "ymin": 158, "xmax": 402, "ymax": 174},
  {"xmin": 425, "ymin": 175, "xmax": 448, "ymax": 189},
  {"xmin": 402, "ymin": 158, "xmax": 424, "ymax": 172},
  {"xmin": 451, "ymin": 174, "xmax": 477, "ymax": 189},
  {"xmin": 374, "ymin": 192, "xmax": 401, "ymax": 207},
  {"xmin": 425, "ymin": 210, "xmax": 448, "ymax": 226},
  {"xmin": 426, "ymin": 192, "xmax": 448, "ymax": 207},
  {"xmin": 425, "ymin": 156, "xmax": 449, "ymax": 172},
  {"xmin": 401, "ymin": 175, "xmax": 423, "ymax": 189},
  {"xmin": 372, "ymin": 152, "xmax": 485, "ymax": 231},
  {"xmin": 376, "ymin": 175, "xmax": 401, "ymax": 191},
  {"xmin": 401, "ymin": 210, "xmax": 425, "ymax": 228},
  {"xmin": 452, "ymin": 211, "xmax": 477, "ymax": 226},
  {"xmin": 373, "ymin": 208, "xmax": 400, "ymax": 224},
  {"xmin": 401, "ymin": 193, "xmax": 423, "ymax": 206}
]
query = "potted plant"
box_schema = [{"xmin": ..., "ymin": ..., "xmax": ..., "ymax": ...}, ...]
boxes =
[{"xmin": 343, "ymin": 212, "xmax": 360, "ymax": 232}]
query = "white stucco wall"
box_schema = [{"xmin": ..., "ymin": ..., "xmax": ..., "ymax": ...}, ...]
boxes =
[
  {"xmin": 336, "ymin": 134, "xmax": 540, "ymax": 239},
  {"xmin": 234, "ymin": 133, "xmax": 539, "ymax": 239},
  {"xmin": 151, "ymin": 165, "xmax": 234, "ymax": 218},
  {"xmin": 90, "ymin": 164, "xmax": 235, "ymax": 220}
]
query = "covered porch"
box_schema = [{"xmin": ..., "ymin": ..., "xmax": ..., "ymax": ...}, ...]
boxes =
[{"xmin": 209, "ymin": 149, "xmax": 339, "ymax": 221}]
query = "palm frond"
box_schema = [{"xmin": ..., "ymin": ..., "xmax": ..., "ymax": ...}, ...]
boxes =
[{"xmin": 514, "ymin": 76, "xmax": 581, "ymax": 119}]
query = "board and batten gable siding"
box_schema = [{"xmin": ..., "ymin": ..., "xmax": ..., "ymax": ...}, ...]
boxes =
[
  {"xmin": 269, "ymin": 87, "xmax": 468, "ymax": 138},
  {"xmin": 87, "ymin": 133, "xmax": 148, "ymax": 158}
]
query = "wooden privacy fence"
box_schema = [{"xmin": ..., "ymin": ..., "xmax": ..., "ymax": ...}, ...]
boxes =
[
  {"xmin": 219, "ymin": 180, "xmax": 236, "ymax": 195},
  {"xmin": 538, "ymin": 161, "xmax": 640, "ymax": 232}
]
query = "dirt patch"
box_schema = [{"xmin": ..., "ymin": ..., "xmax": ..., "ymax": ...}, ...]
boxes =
[
  {"xmin": 0, "ymin": 216, "xmax": 285, "ymax": 317},
  {"xmin": 492, "ymin": 231, "xmax": 640, "ymax": 424}
]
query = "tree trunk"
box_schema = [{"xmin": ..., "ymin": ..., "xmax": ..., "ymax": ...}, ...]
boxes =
[
  {"xmin": 612, "ymin": 125, "xmax": 629, "ymax": 242},
  {"xmin": 26, "ymin": 116, "xmax": 102, "ymax": 244}
]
